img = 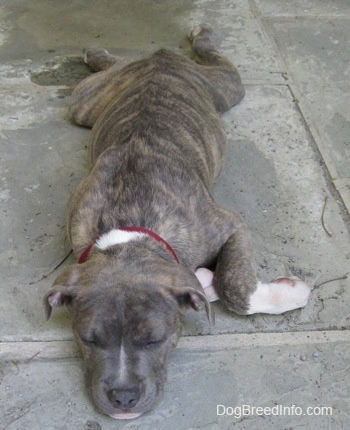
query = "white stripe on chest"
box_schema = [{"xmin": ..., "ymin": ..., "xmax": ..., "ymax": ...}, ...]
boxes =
[{"xmin": 95, "ymin": 229, "xmax": 147, "ymax": 250}]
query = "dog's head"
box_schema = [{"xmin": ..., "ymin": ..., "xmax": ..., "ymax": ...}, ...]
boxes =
[{"xmin": 43, "ymin": 253, "xmax": 212, "ymax": 419}]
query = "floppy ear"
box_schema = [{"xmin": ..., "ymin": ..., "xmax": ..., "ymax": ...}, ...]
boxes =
[
  {"xmin": 43, "ymin": 264, "xmax": 81, "ymax": 320},
  {"xmin": 43, "ymin": 286, "xmax": 78, "ymax": 320},
  {"xmin": 170, "ymin": 287, "xmax": 214, "ymax": 325}
]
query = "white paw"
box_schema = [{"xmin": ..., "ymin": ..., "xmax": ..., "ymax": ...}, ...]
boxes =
[
  {"xmin": 247, "ymin": 276, "xmax": 311, "ymax": 315},
  {"xmin": 195, "ymin": 268, "xmax": 219, "ymax": 302},
  {"xmin": 188, "ymin": 24, "xmax": 212, "ymax": 41},
  {"xmin": 189, "ymin": 25, "xmax": 203, "ymax": 40}
]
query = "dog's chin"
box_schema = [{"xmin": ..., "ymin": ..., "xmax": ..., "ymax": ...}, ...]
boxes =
[{"xmin": 109, "ymin": 412, "xmax": 143, "ymax": 420}]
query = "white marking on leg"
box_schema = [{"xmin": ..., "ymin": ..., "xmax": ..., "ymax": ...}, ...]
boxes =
[
  {"xmin": 189, "ymin": 25, "xmax": 202, "ymax": 39},
  {"xmin": 96, "ymin": 229, "xmax": 146, "ymax": 251},
  {"xmin": 195, "ymin": 268, "xmax": 219, "ymax": 302},
  {"xmin": 247, "ymin": 277, "xmax": 311, "ymax": 315}
]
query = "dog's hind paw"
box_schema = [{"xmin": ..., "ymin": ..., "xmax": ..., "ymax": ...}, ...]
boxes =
[
  {"xmin": 84, "ymin": 48, "xmax": 109, "ymax": 65},
  {"xmin": 195, "ymin": 268, "xmax": 219, "ymax": 302},
  {"xmin": 247, "ymin": 276, "xmax": 311, "ymax": 315},
  {"xmin": 188, "ymin": 24, "xmax": 213, "ymax": 39}
]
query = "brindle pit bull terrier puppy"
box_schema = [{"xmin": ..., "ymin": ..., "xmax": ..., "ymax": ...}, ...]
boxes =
[{"xmin": 44, "ymin": 25, "xmax": 311, "ymax": 419}]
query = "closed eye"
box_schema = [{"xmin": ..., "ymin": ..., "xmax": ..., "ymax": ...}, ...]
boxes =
[
  {"xmin": 81, "ymin": 335, "xmax": 103, "ymax": 348},
  {"xmin": 134, "ymin": 328, "xmax": 167, "ymax": 348},
  {"xmin": 147, "ymin": 340, "xmax": 161, "ymax": 346},
  {"xmin": 144, "ymin": 338, "xmax": 165, "ymax": 348},
  {"xmin": 82, "ymin": 338, "xmax": 97, "ymax": 346}
]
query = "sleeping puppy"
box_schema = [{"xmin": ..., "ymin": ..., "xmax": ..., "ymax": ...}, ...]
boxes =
[{"xmin": 44, "ymin": 25, "xmax": 310, "ymax": 419}]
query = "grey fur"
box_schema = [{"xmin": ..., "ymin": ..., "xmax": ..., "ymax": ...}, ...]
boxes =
[{"xmin": 44, "ymin": 25, "xmax": 257, "ymax": 418}]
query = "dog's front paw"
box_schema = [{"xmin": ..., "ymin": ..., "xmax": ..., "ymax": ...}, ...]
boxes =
[
  {"xmin": 247, "ymin": 277, "xmax": 311, "ymax": 315},
  {"xmin": 195, "ymin": 268, "xmax": 219, "ymax": 302}
]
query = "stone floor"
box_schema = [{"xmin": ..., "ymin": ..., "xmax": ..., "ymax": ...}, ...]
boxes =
[{"xmin": 0, "ymin": 1, "xmax": 349, "ymax": 429}]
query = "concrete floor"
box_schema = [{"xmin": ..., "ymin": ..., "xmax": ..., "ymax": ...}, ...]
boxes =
[{"xmin": 0, "ymin": 0, "xmax": 349, "ymax": 429}]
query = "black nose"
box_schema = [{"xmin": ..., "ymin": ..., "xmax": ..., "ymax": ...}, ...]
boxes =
[{"xmin": 107, "ymin": 387, "xmax": 140, "ymax": 409}]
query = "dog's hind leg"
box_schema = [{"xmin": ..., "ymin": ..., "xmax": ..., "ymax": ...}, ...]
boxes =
[
  {"xmin": 84, "ymin": 48, "xmax": 133, "ymax": 72},
  {"xmin": 188, "ymin": 25, "xmax": 232, "ymax": 67},
  {"xmin": 188, "ymin": 24, "xmax": 245, "ymax": 113},
  {"xmin": 69, "ymin": 51, "xmax": 134, "ymax": 128}
]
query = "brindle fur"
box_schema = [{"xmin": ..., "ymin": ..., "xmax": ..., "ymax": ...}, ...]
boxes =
[{"xmin": 44, "ymin": 25, "xmax": 258, "ymax": 417}]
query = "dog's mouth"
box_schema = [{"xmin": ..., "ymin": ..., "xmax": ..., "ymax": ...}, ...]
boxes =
[{"xmin": 109, "ymin": 412, "xmax": 143, "ymax": 420}]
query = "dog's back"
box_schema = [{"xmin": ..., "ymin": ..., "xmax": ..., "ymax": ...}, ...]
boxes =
[
  {"xmin": 67, "ymin": 44, "xmax": 244, "ymax": 261},
  {"xmin": 71, "ymin": 49, "xmax": 238, "ymax": 184}
]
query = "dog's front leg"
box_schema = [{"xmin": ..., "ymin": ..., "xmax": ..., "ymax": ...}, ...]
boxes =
[{"xmin": 210, "ymin": 221, "xmax": 311, "ymax": 315}]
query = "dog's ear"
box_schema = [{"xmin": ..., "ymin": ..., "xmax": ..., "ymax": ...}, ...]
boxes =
[
  {"xmin": 43, "ymin": 264, "xmax": 81, "ymax": 320},
  {"xmin": 43, "ymin": 286, "xmax": 78, "ymax": 320},
  {"xmin": 170, "ymin": 287, "xmax": 214, "ymax": 325}
]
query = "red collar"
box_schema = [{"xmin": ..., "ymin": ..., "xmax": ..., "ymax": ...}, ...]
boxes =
[{"xmin": 78, "ymin": 226, "xmax": 179, "ymax": 264}]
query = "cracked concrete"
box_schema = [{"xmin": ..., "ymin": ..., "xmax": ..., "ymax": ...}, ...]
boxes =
[{"xmin": 0, "ymin": 0, "xmax": 349, "ymax": 429}]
